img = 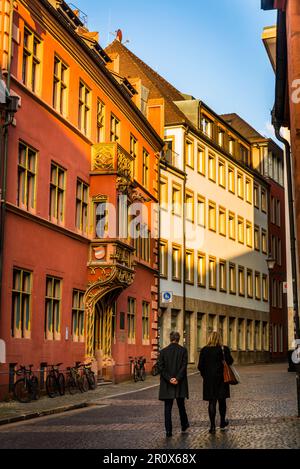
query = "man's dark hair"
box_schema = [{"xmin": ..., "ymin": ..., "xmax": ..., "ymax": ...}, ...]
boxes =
[{"xmin": 170, "ymin": 331, "xmax": 180, "ymax": 343}]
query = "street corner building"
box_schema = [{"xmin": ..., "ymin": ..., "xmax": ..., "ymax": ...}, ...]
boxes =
[
  {"xmin": 0, "ymin": 0, "xmax": 164, "ymax": 398},
  {"xmin": 105, "ymin": 36, "xmax": 288, "ymax": 366}
]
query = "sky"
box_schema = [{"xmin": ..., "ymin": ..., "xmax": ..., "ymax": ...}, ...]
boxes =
[{"xmin": 72, "ymin": 0, "xmax": 277, "ymax": 140}]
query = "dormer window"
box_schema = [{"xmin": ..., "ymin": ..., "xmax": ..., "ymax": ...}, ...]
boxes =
[
  {"xmin": 218, "ymin": 129, "xmax": 225, "ymax": 147},
  {"xmin": 201, "ymin": 117, "xmax": 213, "ymax": 138},
  {"xmin": 229, "ymin": 137, "xmax": 235, "ymax": 156}
]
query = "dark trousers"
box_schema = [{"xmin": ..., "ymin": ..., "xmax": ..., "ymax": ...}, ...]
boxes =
[
  {"xmin": 164, "ymin": 398, "xmax": 189, "ymax": 433},
  {"xmin": 208, "ymin": 398, "xmax": 227, "ymax": 427}
]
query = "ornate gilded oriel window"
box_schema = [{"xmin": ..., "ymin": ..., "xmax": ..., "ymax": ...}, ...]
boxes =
[{"xmin": 11, "ymin": 268, "xmax": 32, "ymax": 338}]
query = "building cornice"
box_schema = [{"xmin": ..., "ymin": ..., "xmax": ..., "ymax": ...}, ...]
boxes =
[{"xmin": 18, "ymin": 0, "xmax": 164, "ymax": 151}]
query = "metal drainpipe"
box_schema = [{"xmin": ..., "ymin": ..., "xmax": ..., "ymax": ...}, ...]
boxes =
[
  {"xmin": 183, "ymin": 129, "xmax": 187, "ymax": 348},
  {"xmin": 0, "ymin": 0, "xmax": 14, "ymax": 322},
  {"xmin": 273, "ymin": 120, "xmax": 300, "ymax": 417}
]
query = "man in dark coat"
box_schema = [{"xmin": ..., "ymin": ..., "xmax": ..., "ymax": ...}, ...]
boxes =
[{"xmin": 158, "ymin": 331, "xmax": 189, "ymax": 437}]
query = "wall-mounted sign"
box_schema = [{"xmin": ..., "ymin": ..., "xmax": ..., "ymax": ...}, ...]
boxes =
[
  {"xmin": 161, "ymin": 291, "xmax": 173, "ymax": 304},
  {"xmin": 0, "ymin": 340, "xmax": 6, "ymax": 363}
]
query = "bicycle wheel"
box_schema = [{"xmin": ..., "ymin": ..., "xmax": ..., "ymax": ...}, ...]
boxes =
[
  {"xmin": 133, "ymin": 366, "xmax": 139, "ymax": 382},
  {"xmin": 46, "ymin": 374, "xmax": 57, "ymax": 398},
  {"xmin": 57, "ymin": 373, "xmax": 65, "ymax": 396},
  {"xmin": 14, "ymin": 379, "xmax": 31, "ymax": 403},
  {"xmin": 66, "ymin": 375, "xmax": 77, "ymax": 395},
  {"xmin": 78, "ymin": 374, "xmax": 89, "ymax": 393},
  {"xmin": 30, "ymin": 376, "xmax": 40, "ymax": 400},
  {"xmin": 87, "ymin": 371, "xmax": 96, "ymax": 390},
  {"xmin": 151, "ymin": 364, "xmax": 159, "ymax": 376}
]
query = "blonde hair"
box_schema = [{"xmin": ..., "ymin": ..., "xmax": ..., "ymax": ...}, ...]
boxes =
[{"xmin": 206, "ymin": 331, "xmax": 223, "ymax": 347}]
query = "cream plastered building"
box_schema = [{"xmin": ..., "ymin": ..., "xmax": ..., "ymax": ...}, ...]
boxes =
[{"xmin": 159, "ymin": 100, "xmax": 270, "ymax": 365}]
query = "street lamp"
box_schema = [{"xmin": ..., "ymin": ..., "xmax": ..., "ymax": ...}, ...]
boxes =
[{"xmin": 266, "ymin": 256, "xmax": 276, "ymax": 272}]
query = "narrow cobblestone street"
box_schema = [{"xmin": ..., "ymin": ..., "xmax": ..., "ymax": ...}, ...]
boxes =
[{"xmin": 0, "ymin": 363, "xmax": 299, "ymax": 449}]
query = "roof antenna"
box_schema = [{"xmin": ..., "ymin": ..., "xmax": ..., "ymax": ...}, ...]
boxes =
[{"xmin": 109, "ymin": 29, "xmax": 130, "ymax": 45}]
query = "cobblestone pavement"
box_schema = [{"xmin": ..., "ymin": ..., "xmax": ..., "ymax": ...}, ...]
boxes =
[{"xmin": 0, "ymin": 363, "xmax": 299, "ymax": 449}]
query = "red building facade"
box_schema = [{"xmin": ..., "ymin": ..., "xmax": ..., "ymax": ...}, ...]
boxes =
[{"xmin": 0, "ymin": 0, "xmax": 163, "ymax": 397}]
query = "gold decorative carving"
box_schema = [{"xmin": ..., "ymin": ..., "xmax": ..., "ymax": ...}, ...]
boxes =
[{"xmin": 92, "ymin": 144, "xmax": 114, "ymax": 171}]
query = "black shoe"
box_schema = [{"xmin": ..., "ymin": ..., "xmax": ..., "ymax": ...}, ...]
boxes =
[
  {"xmin": 181, "ymin": 423, "xmax": 190, "ymax": 433},
  {"xmin": 220, "ymin": 420, "xmax": 229, "ymax": 431},
  {"xmin": 166, "ymin": 432, "xmax": 172, "ymax": 438},
  {"xmin": 209, "ymin": 426, "xmax": 216, "ymax": 434}
]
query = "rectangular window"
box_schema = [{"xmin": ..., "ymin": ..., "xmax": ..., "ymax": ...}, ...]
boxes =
[
  {"xmin": 271, "ymin": 196, "xmax": 276, "ymax": 224},
  {"xmin": 97, "ymin": 99, "xmax": 106, "ymax": 143},
  {"xmin": 261, "ymin": 188, "xmax": 267, "ymax": 213},
  {"xmin": 197, "ymin": 313, "xmax": 205, "ymax": 349},
  {"xmin": 76, "ymin": 179, "xmax": 89, "ymax": 234},
  {"xmin": 110, "ymin": 114, "xmax": 120, "ymax": 142},
  {"xmin": 78, "ymin": 81, "xmax": 91, "ymax": 136},
  {"xmin": 197, "ymin": 146, "xmax": 206, "ymax": 176},
  {"xmin": 22, "ymin": 27, "xmax": 41, "ymax": 93},
  {"xmin": 219, "ymin": 259, "xmax": 227, "ymax": 292},
  {"xmin": 53, "ymin": 56, "xmax": 68, "ymax": 115},
  {"xmin": 72, "ymin": 290, "xmax": 85, "ymax": 342},
  {"xmin": 246, "ymin": 178, "xmax": 252, "ymax": 204},
  {"xmin": 185, "ymin": 139, "xmax": 194, "ymax": 169},
  {"xmin": 172, "ymin": 184, "xmax": 182, "ymax": 216},
  {"xmin": 276, "ymin": 200, "xmax": 281, "ymax": 227},
  {"xmin": 218, "ymin": 129, "xmax": 225, "ymax": 148},
  {"xmin": 17, "ymin": 142, "xmax": 37, "ymax": 211},
  {"xmin": 185, "ymin": 250, "xmax": 194, "ymax": 284},
  {"xmin": 238, "ymin": 217, "xmax": 244, "ymax": 244},
  {"xmin": 197, "ymin": 252, "xmax": 206, "ymax": 288},
  {"xmin": 160, "ymin": 177, "xmax": 168, "ymax": 210},
  {"xmin": 209, "ymin": 256, "xmax": 217, "ymax": 290},
  {"xmin": 237, "ymin": 172, "xmax": 244, "ymax": 199},
  {"xmin": 262, "ymin": 274, "xmax": 268, "ymax": 301},
  {"xmin": 262, "ymin": 229, "xmax": 268, "ymax": 254},
  {"xmin": 247, "ymin": 269, "xmax": 253, "ymax": 298},
  {"xmin": 208, "ymin": 153, "xmax": 216, "ymax": 182},
  {"xmin": 238, "ymin": 318, "xmax": 244, "ymax": 351},
  {"xmin": 185, "ymin": 190, "xmax": 194, "ymax": 223},
  {"xmin": 238, "ymin": 266, "xmax": 245, "ymax": 297},
  {"xmin": 218, "ymin": 159, "xmax": 226, "ymax": 188},
  {"xmin": 277, "ymin": 239, "xmax": 282, "ymax": 266},
  {"xmin": 229, "ymin": 263, "xmax": 236, "ymax": 294},
  {"xmin": 130, "ymin": 135, "xmax": 138, "ymax": 177},
  {"xmin": 219, "ymin": 206, "xmax": 226, "ymax": 237},
  {"xmin": 142, "ymin": 149, "xmax": 149, "ymax": 189},
  {"xmin": 254, "ymin": 184, "xmax": 259, "ymax": 208},
  {"xmin": 254, "ymin": 225, "xmax": 260, "ymax": 251},
  {"xmin": 142, "ymin": 302, "xmax": 150, "ymax": 341},
  {"xmin": 255, "ymin": 272, "xmax": 261, "ymax": 300},
  {"xmin": 228, "ymin": 165, "xmax": 235, "ymax": 193},
  {"xmin": 160, "ymin": 240, "xmax": 168, "ymax": 278},
  {"xmin": 127, "ymin": 297, "xmax": 136, "ymax": 342},
  {"xmin": 272, "ymin": 279, "xmax": 277, "ymax": 307},
  {"xmin": 140, "ymin": 227, "xmax": 151, "ymax": 262},
  {"xmin": 228, "ymin": 212, "xmax": 236, "ymax": 240},
  {"xmin": 246, "ymin": 221, "xmax": 253, "ymax": 248},
  {"xmin": 197, "ymin": 196, "xmax": 206, "ymax": 227},
  {"xmin": 278, "ymin": 282, "xmax": 283, "ymax": 309},
  {"xmin": 172, "ymin": 245, "xmax": 182, "ymax": 281},
  {"xmin": 45, "ymin": 276, "xmax": 61, "ymax": 340},
  {"xmin": 208, "ymin": 201, "xmax": 216, "ymax": 232},
  {"xmin": 201, "ymin": 116, "xmax": 213, "ymax": 138},
  {"xmin": 11, "ymin": 268, "xmax": 32, "ymax": 338},
  {"xmin": 49, "ymin": 162, "xmax": 66, "ymax": 224}
]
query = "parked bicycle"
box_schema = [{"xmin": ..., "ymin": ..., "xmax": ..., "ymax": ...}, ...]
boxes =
[
  {"xmin": 151, "ymin": 354, "xmax": 161, "ymax": 376},
  {"xmin": 14, "ymin": 365, "xmax": 40, "ymax": 403},
  {"xmin": 129, "ymin": 356, "xmax": 146, "ymax": 382},
  {"xmin": 46, "ymin": 363, "xmax": 65, "ymax": 398},
  {"xmin": 66, "ymin": 364, "xmax": 88, "ymax": 394},
  {"xmin": 79, "ymin": 362, "xmax": 96, "ymax": 390}
]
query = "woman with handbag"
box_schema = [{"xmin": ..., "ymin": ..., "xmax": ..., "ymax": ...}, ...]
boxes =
[{"xmin": 198, "ymin": 331, "xmax": 234, "ymax": 434}]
